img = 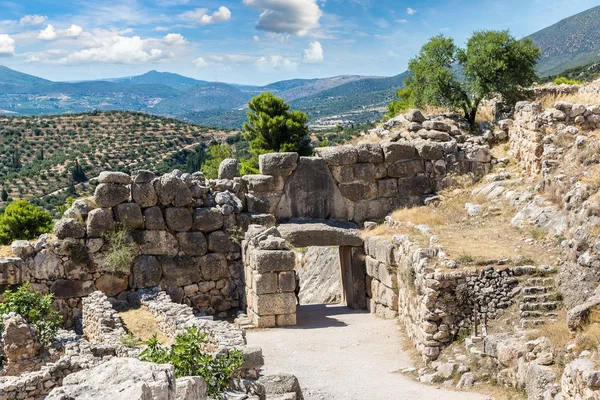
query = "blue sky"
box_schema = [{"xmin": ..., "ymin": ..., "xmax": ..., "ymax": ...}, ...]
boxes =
[{"xmin": 0, "ymin": 0, "xmax": 598, "ymax": 85}]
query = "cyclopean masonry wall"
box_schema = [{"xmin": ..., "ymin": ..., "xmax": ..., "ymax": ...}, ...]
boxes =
[{"xmin": 0, "ymin": 126, "xmax": 492, "ymax": 329}]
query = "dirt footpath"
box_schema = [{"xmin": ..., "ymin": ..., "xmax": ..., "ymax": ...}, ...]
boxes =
[{"xmin": 246, "ymin": 304, "xmax": 490, "ymax": 400}]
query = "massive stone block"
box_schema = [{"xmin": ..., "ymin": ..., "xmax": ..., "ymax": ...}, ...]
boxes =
[
  {"xmin": 276, "ymin": 157, "xmax": 348, "ymax": 220},
  {"xmin": 94, "ymin": 183, "xmax": 130, "ymax": 208},
  {"xmin": 381, "ymin": 142, "xmax": 417, "ymax": 163},
  {"xmin": 251, "ymin": 250, "xmax": 296, "ymax": 273},
  {"xmin": 159, "ymin": 256, "xmax": 201, "ymax": 287},
  {"xmin": 218, "ymin": 158, "xmax": 238, "ymax": 179},
  {"xmin": 54, "ymin": 218, "xmax": 86, "ymax": 239},
  {"xmin": 259, "ymin": 152, "xmax": 298, "ymax": 176},
  {"xmin": 253, "ymin": 292, "xmax": 296, "ymax": 315},
  {"xmin": 378, "ymin": 179, "xmax": 398, "ymax": 198},
  {"xmin": 387, "ymin": 159, "xmax": 425, "ymax": 178},
  {"xmin": 193, "ymin": 207, "xmax": 223, "ymax": 232},
  {"xmin": 95, "ymin": 274, "xmax": 128, "ymax": 297},
  {"xmin": 98, "ymin": 171, "xmax": 132, "ymax": 184},
  {"xmin": 165, "ymin": 207, "xmax": 193, "ymax": 232},
  {"xmin": 144, "ymin": 206, "xmax": 166, "ymax": 230},
  {"xmin": 315, "ymin": 146, "xmax": 358, "ymax": 165},
  {"xmin": 132, "ymin": 182, "xmax": 158, "ymax": 208},
  {"xmin": 0, "ymin": 258, "xmax": 27, "ymax": 285},
  {"xmin": 338, "ymin": 182, "xmax": 378, "ymax": 202},
  {"xmin": 246, "ymin": 192, "xmax": 283, "ymax": 214},
  {"xmin": 176, "ymin": 232, "xmax": 208, "ymax": 256},
  {"xmin": 208, "ymin": 230, "xmax": 241, "ymax": 253},
  {"xmin": 131, "ymin": 255, "xmax": 162, "ymax": 289},
  {"xmin": 198, "ymin": 253, "xmax": 228, "ymax": 280},
  {"xmin": 32, "ymin": 250, "xmax": 64, "ymax": 280},
  {"xmin": 132, "ymin": 231, "xmax": 179, "ymax": 256},
  {"xmin": 87, "ymin": 208, "xmax": 115, "ymax": 237},
  {"xmin": 253, "ymin": 272, "xmax": 279, "ymax": 295},
  {"xmin": 277, "ymin": 220, "xmax": 363, "ymax": 247},
  {"xmin": 357, "ymin": 142, "xmax": 384, "ymax": 163},
  {"xmin": 114, "ymin": 203, "xmax": 144, "ymax": 230},
  {"xmin": 50, "ymin": 279, "xmax": 94, "ymax": 298},
  {"xmin": 242, "ymin": 175, "xmax": 285, "ymax": 192}
]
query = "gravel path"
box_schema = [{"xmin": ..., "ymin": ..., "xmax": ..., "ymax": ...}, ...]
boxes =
[{"xmin": 246, "ymin": 304, "xmax": 490, "ymax": 400}]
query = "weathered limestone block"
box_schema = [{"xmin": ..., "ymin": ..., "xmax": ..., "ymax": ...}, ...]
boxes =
[
  {"xmin": 406, "ymin": 109, "xmax": 426, "ymax": 123},
  {"xmin": 159, "ymin": 256, "xmax": 201, "ymax": 287},
  {"xmin": 353, "ymin": 199, "xmax": 392, "ymax": 223},
  {"xmin": 330, "ymin": 165, "xmax": 354, "ymax": 183},
  {"xmin": 132, "ymin": 182, "xmax": 158, "ymax": 208},
  {"xmin": 131, "ymin": 256, "xmax": 163, "ymax": 289},
  {"xmin": 417, "ymin": 129, "xmax": 451, "ymax": 142},
  {"xmin": 133, "ymin": 170, "xmax": 156, "ymax": 183},
  {"xmin": 339, "ymin": 182, "xmax": 378, "ymax": 202},
  {"xmin": 315, "ymin": 146, "xmax": 358, "ymax": 165},
  {"xmin": 387, "ymin": 160, "xmax": 425, "ymax": 178},
  {"xmin": 276, "ymin": 314, "xmax": 296, "ymax": 326},
  {"xmin": 276, "ymin": 157, "xmax": 348, "ymax": 220},
  {"xmin": 95, "ymin": 274, "xmax": 129, "ymax": 297},
  {"xmin": 422, "ymin": 121, "xmax": 451, "ymax": 132},
  {"xmin": 50, "ymin": 279, "xmax": 94, "ymax": 298},
  {"xmin": 357, "ymin": 142, "xmax": 384, "ymax": 163},
  {"xmin": 165, "ymin": 207, "xmax": 193, "ymax": 232},
  {"xmin": 32, "ymin": 250, "xmax": 64, "ymax": 280},
  {"xmin": 253, "ymin": 292, "xmax": 296, "ymax": 315},
  {"xmin": 176, "ymin": 376, "xmax": 208, "ymax": 400},
  {"xmin": 279, "ymin": 271, "xmax": 296, "ymax": 292},
  {"xmin": 98, "ymin": 171, "xmax": 132, "ymax": 184},
  {"xmin": 144, "ymin": 206, "xmax": 167, "ymax": 230},
  {"xmin": 114, "ymin": 203, "xmax": 144, "ymax": 230},
  {"xmin": 378, "ymin": 179, "xmax": 398, "ymax": 198},
  {"xmin": 133, "ymin": 231, "xmax": 179, "ymax": 256},
  {"xmin": 242, "ymin": 175, "xmax": 285, "ymax": 192},
  {"xmin": 561, "ymin": 358, "xmax": 600, "ymax": 399},
  {"xmin": 11, "ymin": 240, "xmax": 35, "ymax": 259},
  {"xmin": 208, "ymin": 230, "xmax": 241, "ymax": 253},
  {"xmin": 193, "ymin": 207, "xmax": 224, "ymax": 232},
  {"xmin": 87, "ymin": 208, "xmax": 115, "ymax": 237},
  {"xmin": 253, "ymin": 272, "xmax": 279, "ymax": 295},
  {"xmin": 64, "ymin": 199, "xmax": 94, "ymax": 219},
  {"xmin": 46, "ymin": 358, "xmax": 177, "ymax": 400},
  {"xmin": 525, "ymin": 363, "xmax": 556, "ymax": 400},
  {"xmin": 94, "ymin": 183, "xmax": 130, "ymax": 208},
  {"xmin": 277, "ymin": 221, "xmax": 363, "ymax": 248},
  {"xmin": 567, "ymin": 295, "xmax": 600, "ymax": 331},
  {"xmin": 353, "ymin": 163, "xmax": 386, "ymax": 181},
  {"xmin": 257, "ymin": 373, "xmax": 303, "ymax": 399},
  {"xmin": 246, "ymin": 192, "xmax": 283, "ymax": 214},
  {"xmin": 381, "ymin": 142, "xmax": 417, "ymax": 163},
  {"xmin": 155, "ymin": 173, "xmax": 192, "ymax": 207},
  {"xmin": 0, "ymin": 258, "xmax": 27, "ymax": 285},
  {"xmin": 199, "ymin": 253, "xmax": 229, "ymax": 280},
  {"xmin": 218, "ymin": 158, "xmax": 238, "ymax": 179},
  {"xmin": 259, "ymin": 152, "xmax": 299, "ymax": 176},
  {"xmin": 251, "ymin": 250, "xmax": 296, "ymax": 273},
  {"xmin": 413, "ymin": 140, "xmax": 444, "ymax": 160},
  {"xmin": 176, "ymin": 232, "xmax": 208, "ymax": 256},
  {"xmin": 54, "ymin": 218, "xmax": 86, "ymax": 239}
]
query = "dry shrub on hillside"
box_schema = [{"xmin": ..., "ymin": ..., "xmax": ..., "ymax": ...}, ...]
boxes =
[
  {"xmin": 360, "ymin": 223, "xmax": 428, "ymax": 246},
  {"xmin": 391, "ymin": 190, "xmax": 474, "ymax": 227},
  {"xmin": 538, "ymin": 91, "xmax": 600, "ymax": 109}
]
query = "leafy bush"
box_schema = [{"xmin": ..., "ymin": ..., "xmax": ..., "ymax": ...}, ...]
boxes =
[
  {"xmin": 140, "ymin": 327, "xmax": 244, "ymax": 397},
  {"xmin": 0, "ymin": 282, "xmax": 62, "ymax": 346},
  {"xmin": 554, "ymin": 77, "xmax": 583, "ymax": 85},
  {"xmin": 0, "ymin": 200, "xmax": 53, "ymax": 244},
  {"xmin": 104, "ymin": 228, "xmax": 137, "ymax": 275}
]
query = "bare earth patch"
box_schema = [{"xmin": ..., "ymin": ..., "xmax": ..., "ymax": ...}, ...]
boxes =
[{"xmin": 119, "ymin": 306, "xmax": 173, "ymax": 345}]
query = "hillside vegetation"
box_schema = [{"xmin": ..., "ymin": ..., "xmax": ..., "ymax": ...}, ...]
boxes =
[
  {"xmin": 529, "ymin": 5, "xmax": 600, "ymax": 76},
  {"xmin": 0, "ymin": 111, "xmax": 231, "ymax": 214}
]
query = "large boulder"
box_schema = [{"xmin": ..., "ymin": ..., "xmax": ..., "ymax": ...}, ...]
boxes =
[
  {"xmin": 94, "ymin": 183, "xmax": 130, "ymax": 208},
  {"xmin": 218, "ymin": 158, "xmax": 239, "ymax": 180},
  {"xmin": 567, "ymin": 295, "xmax": 600, "ymax": 331},
  {"xmin": 54, "ymin": 218, "xmax": 87, "ymax": 239},
  {"xmin": 259, "ymin": 153, "xmax": 298, "ymax": 176},
  {"xmin": 46, "ymin": 358, "xmax": 179, "ymax": 400},
  {"xmin": 257, "ymin": 374, "xmax": 303, "ymax": 400},
  {"xmin": 87, "ymin": 208, "xmax": 115, "ymax": 237},
  {"xmin": 98, "ymin": 171, "xmax": 132, "ymax": 184},
  {"xmin": 315, "ymin": 146, "xmax": 358, "ymax": 165}
]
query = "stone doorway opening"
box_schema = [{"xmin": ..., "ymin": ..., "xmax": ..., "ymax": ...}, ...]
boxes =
[{"xmin": 277, "ymin": 220, "xmax": 367, "ymax": 311}]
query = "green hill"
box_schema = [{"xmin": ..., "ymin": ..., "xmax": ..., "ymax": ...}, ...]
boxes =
[
  {"xmin": 529, "ymin": 5, "xmax": 600, "ymax": 76},
  {"xmin": 0, "ymin": 65, "xmax": 50, "ymax": 86},
  {"xmin": 113, "ymin": 70, "xmax": 209, "ymax": 90}
]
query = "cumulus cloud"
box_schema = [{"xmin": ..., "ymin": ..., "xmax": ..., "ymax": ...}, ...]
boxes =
[
  {"xmin": 303, "ymin": 41, "xmax": 323, "ymax": 63},
  {"xmin": 38, "ymin": 24, "xmax": 83, "ymax": 40},
  {"xmin": 194, "ymin": 57, "xmax": 209, "ymax": 68},
  {"xmin": 243, "ymin": 0, "xmax": 322, "ymax": 36},
  {"xmin": 20, "ymin": 14, "xmax": 48, "ymax": 26},
  {"xmin": 0, "ymin": 34, "xmax": 15, "ymax": 56},
  {"xmin": 58, "ymin": 35, "xmax": 165, "ymax": 64},
  {"xmin": 179, "ymin": 6, "xmax": 231, "ymax": 25},
  {"xmin": 406, "ymin": 7, "xmax": 416, "ymax": 15},
  {"xmin": 255, "ymin": 55, "xmax": 297, "ymax": 71},
  {"xmin": 154, "ymin": 26, "xmax": 169, "ymax": 32},
  {"xmin": 163, "ymin": 33, "xmax": 186, "ymax": 45}
]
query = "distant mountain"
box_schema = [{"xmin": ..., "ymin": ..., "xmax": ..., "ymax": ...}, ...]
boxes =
[
  {"xmin": 529, "ymin": 5, "xmax": 600, "ymax": 76},
  {"xmin": 113, "ymin": 70, "xmax": 208, "ymax": 90},
  {"xmin": 156, "ymin": 82, "xmax": 251, "ymax": 113},
  {"xmin": 277, "ymin": 75, "xmax": 380, "ymax": 102},
  {"xmin": 0, "ymin": 65, "xmax": 51, "ymax": 86}
]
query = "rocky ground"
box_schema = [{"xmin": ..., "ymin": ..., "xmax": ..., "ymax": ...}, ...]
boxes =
[{"xmin": 247, "ymin": 305, "xmax": 489, "ymax": 400}]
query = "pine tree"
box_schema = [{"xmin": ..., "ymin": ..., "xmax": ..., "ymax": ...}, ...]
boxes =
[{"xmin": 71, "ymin": 159, "xmax": 87, "ymax": 183}]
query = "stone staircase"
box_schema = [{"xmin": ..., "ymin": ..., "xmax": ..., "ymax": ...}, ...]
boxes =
[
  {"xmin": 519, "ymin": 276, "xmax": 560, "ymax": 329},
  {"xmin": 234, "ymin": 313, "xmax": 255, "ymax": 330}
]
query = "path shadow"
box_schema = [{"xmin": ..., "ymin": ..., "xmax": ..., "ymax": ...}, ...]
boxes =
[{"xmin": 284, "ymin": 304, "xmax": 369, "ymax": 330}]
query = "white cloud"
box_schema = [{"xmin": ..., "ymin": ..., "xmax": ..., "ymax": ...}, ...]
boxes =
[
  {"xmin": 194, "ymin": 57, "xmax": 209, "ymax": 68},
  {"xmin": 253, "ymin": 35, "xmax": 260, "ymax": 42},
  {"xmin": 406, "ymin": 7, "xmax": 416, "ymax": 15},
  {"xmin": 38, "ymin": 25, "xmax": 57, "ymax": 40},
  {"xmin": 158, "ymin": 0, "xmax": 190, "ymax": 5},
  {"xmin": 0, "ymin": 34, "xmax": 15, "ymax": 56},
  {"xmin": 255, "ymin": 55, "xmax": 297, "ymax": 71},
  {"xmin": 208, "ymin": 54, "xmax": 256, "ymax": 63},
  {"xmin": 397, "ymin": 19, "xmax": 407, "ymax": 23},
  {"xmin": 38, "ymin": 24, "xmax": 83, "ymax": 41},
  {"xmin": 179, "ymin": 6, "xmax": 231, "ymax": 25},
  {"xmin": 58, "ymin": 35, "xmax": 166, "ymax": 64},
  {"xmin": 243, "ymin": 0, "xmax": 322, "ymax": 36},
  {"xmin": 163, "ymin": 33, "xmax": 186, "ymax": 45},
  {"xmin": 303, "ymin": 41, "xmax": 323, "ymax": 63},
  {"xmin": 154, "ymin": 26, "xmax": 169, "ymax": 32},
  {"xmin": 20, "ymin": 14, "xmax": 48, "ymax": 26}
]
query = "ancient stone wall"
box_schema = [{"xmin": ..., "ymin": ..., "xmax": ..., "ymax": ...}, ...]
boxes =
[
  {"xmin": 364, "ymin": 234, "xmax": 544, "ymax": 360},
  {"xmin": 82, "ymin": 291, "xmax": 128, "ymax": 347}
]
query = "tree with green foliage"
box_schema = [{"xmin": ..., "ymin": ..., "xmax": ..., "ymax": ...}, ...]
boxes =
[
  {"xmin": 71, "ymin": 159, "xmax": 87, "ymax": 183},
  {"xmin": 200, "ymin": 144, "xmax": 233, "ymax": 179},
  {"xmin": 405, "ymin": 30, "xmax": 540, "ymax": 127},
  {"xmin": 242, "ymin": 93, "xmax": 312, "ymax": 174},
  {"xmin": 385, "ymin": 87, "xmax": 413, "ymax": 120},
  {"xmin": 554, "ymin": 77, "xmax": 583, "ymax": 85},
  {"xmin": 1, "ymin": 186, "xmax": 8, "ymax": 202},
  {"xmin": 0, "ymin": 282, "xmax": 62, "ymax": 347},
  {"xmin": 0, "ymin": 200, "xmax": 54, "ymax": 244},
  {"xmin": 140, "ymin": 327, "xmax": 244, "ymax": 397}
]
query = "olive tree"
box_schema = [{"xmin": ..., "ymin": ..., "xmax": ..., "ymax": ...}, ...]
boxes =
[{"xmin": 406, "ymin": 30, "xmax": 540, "ymax": 127}]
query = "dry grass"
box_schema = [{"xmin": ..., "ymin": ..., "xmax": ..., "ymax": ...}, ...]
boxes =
[
  {"xmin": 538, "ymin": 92, "xmax": 600, "ymax": 109},
  {"xmin": 0, "ymin": 245, "xmax": 14, "ymax": 258},
  {"xmin": 528, "ymin": 316, "xmax": 571, "ymax": 349},
  {"xmin": 391, "ymin": 190, "xmax": 474, "ymax": 227},
  {"xmin": 119, "ymin": 306, "xmax": 173, "ymax": 345},
  {"xmin": 361, "ymin": 224, "xmax": 428, "ymax": 246},
  {"xmin": 475, "ymin": 104, "xmax": 495, "ymax": 124}
]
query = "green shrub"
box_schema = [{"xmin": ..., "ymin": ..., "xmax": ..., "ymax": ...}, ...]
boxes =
[
  {"xmin": 0, "ymin": 282, "xmax": 62, "ymax": 346},
  {"xmin": 554, "ymin": 77, "xmax": 583, "ymax": 85},
  {"xmin": 140, "ymin": 327, "xmax": 244, "ymax": 397},
  {"xmin": 104, "ymin": 228, "xmax": 137, "ymax": 275},
  {"xmin": 0, "ymin": 200, "xmax": 53, "ymax": 244}
]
